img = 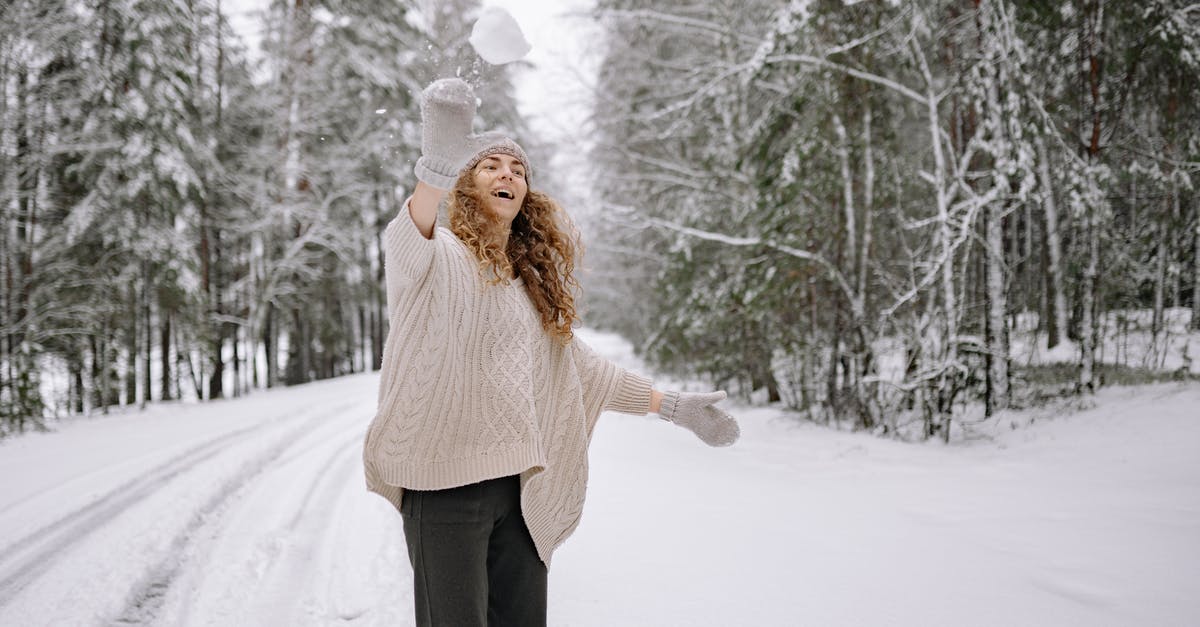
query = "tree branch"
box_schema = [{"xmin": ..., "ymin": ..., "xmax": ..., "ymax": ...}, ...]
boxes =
[
  {"xmin": 629, "ymin": 213, "xmax": 859, "ymax": 309},
  {"xmin": 762, "ymin": 53, "xmax": 929, "ymax": 105}
]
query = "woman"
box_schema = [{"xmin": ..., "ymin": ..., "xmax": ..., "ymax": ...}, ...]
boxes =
[{"xmin": 362, "ymin": 78, "xmax": 739, "ymax": 627}]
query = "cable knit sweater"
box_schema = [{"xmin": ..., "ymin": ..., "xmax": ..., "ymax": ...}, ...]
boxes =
[{"xmin": 362, "ymin": 204, "xmax": 654, "ymax": 565}]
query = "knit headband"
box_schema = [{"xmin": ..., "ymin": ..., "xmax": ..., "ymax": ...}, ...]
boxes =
[{"xmin": 461, "ymin": 134, "xmax": 532, "ymax": 181}]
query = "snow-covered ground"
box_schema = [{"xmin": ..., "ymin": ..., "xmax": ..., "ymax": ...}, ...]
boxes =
[
  {"xmin": 1012, "ymin": 307, "xmax": 1200, "ymax": 373},
  {"xmin": 1, "ymin": 329, "xmax": 1197, "ymax": 626}
]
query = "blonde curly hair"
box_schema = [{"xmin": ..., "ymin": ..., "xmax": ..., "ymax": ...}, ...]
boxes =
[{"xmin": 447, "ymin": 169, "xmax": 582, "ymax": 342}]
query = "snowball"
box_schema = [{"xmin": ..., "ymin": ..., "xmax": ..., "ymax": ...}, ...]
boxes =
[{"xmin": 469, "ymin": 6, "xmax": 531, "ymax": 65}]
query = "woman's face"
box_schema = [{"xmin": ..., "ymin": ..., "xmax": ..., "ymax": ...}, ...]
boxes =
[{"xmin": 473, "ymin": 154, "xmax": 528, "ymax": 226}]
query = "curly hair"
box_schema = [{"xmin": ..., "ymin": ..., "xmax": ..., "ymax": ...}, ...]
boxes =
[{"xmin": 447, "ymin": 171, "xmax": 582, "ymax": 342}]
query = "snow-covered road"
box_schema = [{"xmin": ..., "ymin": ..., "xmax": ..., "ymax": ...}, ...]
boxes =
[
  {"xmin": 1, "ymin": 329, "xmax": 1198, "ymax": 626},
  {"xmin": 0, "ymin": 375, "xmax": 410, "ymax": 626}
]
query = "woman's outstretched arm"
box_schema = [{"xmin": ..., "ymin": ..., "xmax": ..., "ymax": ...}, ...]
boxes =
[{"xmin": 648, "ymin": 389, "xmax": 663, "ymax": 414}]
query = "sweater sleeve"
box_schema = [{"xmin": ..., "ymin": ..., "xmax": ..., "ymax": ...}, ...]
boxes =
[
  {"xmin": 383, "ymin": 200, "xmax": 437, "ymax": 315},
  {"xmin": 570, "ymin": 336, "xmax": 653, "ymax": 416}
]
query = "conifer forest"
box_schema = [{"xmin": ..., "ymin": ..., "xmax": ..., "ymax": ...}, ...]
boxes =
[{"xmin": 2, "ymin": 0, "xmax": 1199, "ymax": 439}]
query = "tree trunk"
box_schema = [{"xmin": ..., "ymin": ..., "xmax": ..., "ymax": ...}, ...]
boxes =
[
  {"xmin": 208, "ymin": 335, "xmax": 223, "ymax": 400},
  {"xmin": 208, "ymin": 227, "xmax": 224, "ymax": 401},
  {"xmin": 231, "ymin": 269, "xmax": 242, "ymax": 397},
  {"xmin": 833, "ymin": 113, "xmax": 856, "ymax": 288},
  {"xmin": 1024, "ymin": 196, "xmax": 1036, "ymax": 325},
  {"xmin": 90, "ymin": 335, "xmax": 99, "ymax": 412},
  {"xmin": 1036, "ymin": 135, "xmax": 1069, "ymax": 348},
  {"xmin": 180, "ymin": 327, "xmax": 203, "ymax": 401},
  {"xmin": 936, "ymin": 116, "xmax": 957, "ymax": 441},
  {"xmin": 294, "ymin": 307, "xmax": 310, "ymax": 384},
  {"xmin": 1152, "ymin": 217, "xmax": 1167, "ymax": 342},
  {"xmin": 142, "ymin": 259, "xmax": 152, "ymax": 405},
  {"xmin": 860, "ymin": 103, "xmax": 874, "ymax": 301},
  {"xmin": 9, "ymin": 64, "xmax": 41, "ymax": 425},
  {"xmin": 911, "ymin": 20, "xmax": 959, "ymax": 442},
  {"xmin": 858, "ymin": 101, "xmax": 875, "ymax": 417},
  {"xmin": 174, "ymin": 322, "xmax": 200, "ymax": 400},
  {"xmin": 249, "ymin": 276, "xmax": 259, "ymax": 389},
  {"xmin": 358, "ymin": 304, "xmax": 366, "ymax": 373},
  {"xmin": 985, "ymin": 200, "xmax": 1010, "ymax": 415},
  {"xmin": 1193, "ymin": 197, "xmax": 1200, "ymax": 331},
  {"xmin": 198, "ymin": 185, "xmax": 213, "ymax": 395},
  {"xmin": 1171, "ymin": 182, "xmax": 1182, "ymax": 309},
  {"xmin": 72, "ymin": 354, "xmax": 84, "ymax": 413},
  {"xmin": 1078, "ymin": 0, "xmax": 1105, "ymax": 394},
  {"xmin": 826, "ymin": 328, "xmax": 840, "ymax": 426},
  {"xmin": 160, "ymin": 310, "xmax": 172, "ymax": 401},
  {"xmin": 1010, "ymin": 199, "xmax": 1025, "ymax": 330},
  {"xmin": 372, "ymin": 189, "xmax": 387, "ymax": 371},
  {"xmin": 263, "ymin": 302, "xmax": 276, "ymax": 388},
  {"xmin": 232, "ymin": 320, "xmax": 241, "ymax": 397},
  {"xmin": 125, "ymin": 284, "xmax": 137, "ymax": 405},
  {"xmin": 96, "ymin": 330, "xmax": 112, "ymax": 413},
  {"xmin": 1080, "ymin": 215, "xmax": 1099, "ymax": 392},
  {"xmin": 0, "ymin": 35, "xmax": 9, "ymax": 427},
  {"xmin": 1040, "ymin": 216, "xmax": 1056, "ymax": 348}
]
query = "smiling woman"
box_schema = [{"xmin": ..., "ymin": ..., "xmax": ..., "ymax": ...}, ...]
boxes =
[
  {"xmin": 460, "ymin": 147, "xmax": 529, "ymax": 249},
  {"xmin": 360, "ymin": 77, "xmax": 741, "ymax": 627},
  {"xmin": 477, "ymin": 154, "xmax": 525, "ymax": 199},
  {"xmin": 448, "ymin": 137, "xmax": 559, "ymax": 297}
]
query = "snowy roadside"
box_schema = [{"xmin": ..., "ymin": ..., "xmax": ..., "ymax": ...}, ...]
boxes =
[
  {"xmin": 559, "ymin": 329, "xmax": 1200, "ymax": 627},
  {"xmin": 0, "ymin": 328, "xmax": 1197, "ymax": 626}
]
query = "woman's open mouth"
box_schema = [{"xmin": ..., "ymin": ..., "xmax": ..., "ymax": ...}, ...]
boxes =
[{"xmin": 492, "ymin": 190, "xmax": 515, "ymax": 200}]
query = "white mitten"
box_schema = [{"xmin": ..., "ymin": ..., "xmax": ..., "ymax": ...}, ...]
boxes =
[
  {"xmin": 659, "ymin": 391, "xmax": 740, "ymax": 447},
  {"xmin": 414, "ymin": 78, "xmax": 477, "ymax": 189}
]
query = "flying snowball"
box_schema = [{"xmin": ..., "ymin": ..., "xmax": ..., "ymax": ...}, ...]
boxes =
[{"xmin": 469, "ymin": 7, "xmax": 531, "ymax": 65}]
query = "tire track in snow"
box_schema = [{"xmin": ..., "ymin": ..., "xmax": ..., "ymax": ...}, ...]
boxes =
[
  {"xmin": 0, "ymin": 422, "xmax": 266, "ymax": 605},
  {"xmin": 306, "ymin": 434, "xmax": 412, "ymax": 626},
  {"xmin": 243, "ymin": 430, "xmax": 365, "ymax": 624},
  {"xmin": 0, "ymin": 398, "xmax": 358, "ymax": 609},
  {"xmin": 119, "ymin": 410, "xmax": 369, "ymax": 626}
]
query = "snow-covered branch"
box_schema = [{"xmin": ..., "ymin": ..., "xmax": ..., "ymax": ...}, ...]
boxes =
[
  {"xmin": 598, "ymin": 9, "xmax": 763, "ymax": 47},
  {"xmin": 635, "ymin": 214, "xmax": 859, "ymax": 310},
  {"xmin": 761, "ymin": 53, "xmax": 929, "ymax": 105}
]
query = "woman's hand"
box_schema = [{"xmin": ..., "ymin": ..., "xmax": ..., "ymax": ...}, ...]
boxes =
[
  {"xmin": 658, "ymin": 390, "xmax": 740, "ymax": 447},
  {"xmin": 414, "ymin": 78, "xmax": 477, "ymax": 190}
]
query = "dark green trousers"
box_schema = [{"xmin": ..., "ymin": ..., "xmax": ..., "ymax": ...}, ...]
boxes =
[{"xmin": 400, "ymin": 475, "xmax": 548, "ymax": 627}]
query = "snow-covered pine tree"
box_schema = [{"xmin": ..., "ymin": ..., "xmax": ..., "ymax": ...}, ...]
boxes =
[{"xmin": 0, "ymin": 1, "xmax": 78, "ymax": 429}]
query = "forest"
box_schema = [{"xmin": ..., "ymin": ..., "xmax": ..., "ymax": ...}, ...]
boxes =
[
  {"xmin": 584, "ymin": 0, "xmax": 1200, "ymax": 439},
  {"xmin": 0, "ymin": 0, "xmax": 530, "ymax": 434},
  {"xmin": 2, "ymin": 0, "xmax": 1198, "ymax": 439}
]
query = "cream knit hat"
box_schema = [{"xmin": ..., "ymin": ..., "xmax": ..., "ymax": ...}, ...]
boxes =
[{"xmin": 461, "ymin": 133, "xmax": 532, "ymax": 181}]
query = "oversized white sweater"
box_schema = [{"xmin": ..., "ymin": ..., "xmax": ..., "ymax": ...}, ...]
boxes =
[{"xmin": 362, "ymin": 205, "xmax": 654, "ymax": 565}]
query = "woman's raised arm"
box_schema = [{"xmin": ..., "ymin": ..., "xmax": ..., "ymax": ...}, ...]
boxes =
[
  {"xmin": 408, "ymin": 77, "xmax": 478, "ymax": 237},
  {"xmin": 408, "ymin": 181, "xmax": 446, "ymax": 239}
]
